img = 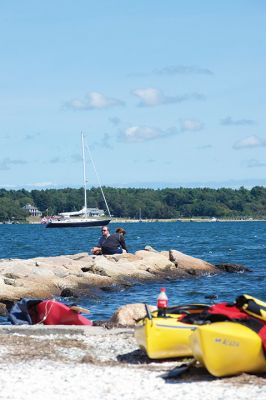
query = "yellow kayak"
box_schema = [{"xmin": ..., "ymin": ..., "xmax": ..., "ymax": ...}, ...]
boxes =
[
  {"xmin": 134, "ymin": 304, "xmax": 208, "ymax": 359},
  {"xmin": 190, "ymin": 321, "xmax": 266, "ymax": 377}
]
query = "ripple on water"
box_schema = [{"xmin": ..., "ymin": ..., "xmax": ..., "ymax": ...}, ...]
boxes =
[{"xmin": 0, "ymin": 221, "xmax": 265, "ymax": 321}]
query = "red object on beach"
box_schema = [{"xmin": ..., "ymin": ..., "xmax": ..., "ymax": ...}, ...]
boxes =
[{"xmin": 33, "ymin": 300, "xmax": 93, "ymax": 325}]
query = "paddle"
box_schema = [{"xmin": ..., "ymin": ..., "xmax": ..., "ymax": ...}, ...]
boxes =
[
  {"xmin": 161, "ymin": 360, "xmax": 196, "ymax": 380},
  {"xmin": 145, "ymin": 303, "xmax": 153, "ymax": 320}
]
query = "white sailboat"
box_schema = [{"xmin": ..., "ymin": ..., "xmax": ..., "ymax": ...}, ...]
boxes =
[{"xmin": 46, "ymin": 133, "xmax": 111, "ymax": 228}]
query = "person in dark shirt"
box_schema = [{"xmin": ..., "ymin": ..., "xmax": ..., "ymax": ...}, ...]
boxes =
[
  {"xmin": 91, "ymin": 226, "xmax": 110, "ymax": 255},
  {"xmin": 101, "ymin": 227, "xmax": 128, "ymax": 255}
]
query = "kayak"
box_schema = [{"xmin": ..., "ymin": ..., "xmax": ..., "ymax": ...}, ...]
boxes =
[
  {"xmin": 134, "ymin": 304, "xmax": 209, "ymax": 359},
  {"xmin": 136, "ymin": 295, "xmax": 266, "ymax": 376},
  {"xmin": 190, "ymin": 321, "xmax": 266, "ymax": 377}
]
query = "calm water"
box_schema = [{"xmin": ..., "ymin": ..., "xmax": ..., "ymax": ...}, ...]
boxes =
[{"xmin": 0, "ymin": 221, "xmax": 265, "ymax": 322}]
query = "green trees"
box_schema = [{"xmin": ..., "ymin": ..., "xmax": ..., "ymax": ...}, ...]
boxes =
[
  {"xmin": 0, "ymin": 197, "xmax": 28, "ymax": 222},
  {"xmin": 0, "ymin": 186, "xmax": 265, "ymax": 222}
]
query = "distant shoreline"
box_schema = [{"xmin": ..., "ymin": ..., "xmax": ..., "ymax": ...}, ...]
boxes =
[
  {"xmin": 2, "ymin": 217, "xmax": 265, "ymax": 225},
  {"xmin": 111, "ymin": 217, "xmax": 266, "ymax": 223}
]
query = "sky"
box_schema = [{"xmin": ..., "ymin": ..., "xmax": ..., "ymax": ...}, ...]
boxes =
[{"xmin": 0, "ymin": 1, "xmax": 266, "ymax": 190}]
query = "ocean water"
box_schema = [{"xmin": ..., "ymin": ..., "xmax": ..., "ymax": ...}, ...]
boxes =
[{"xmin": 0, "ymin": 221, "xmax": 265, "ymax": 322}]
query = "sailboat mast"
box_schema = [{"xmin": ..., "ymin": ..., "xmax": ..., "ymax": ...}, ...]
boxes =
[
  {"xmin": 85, "ymin": 142, "xmax": 111, "ymax": 218},
  {"xmin": 81, "ymin": 132, "xmax": 87, "ymax": 216}
]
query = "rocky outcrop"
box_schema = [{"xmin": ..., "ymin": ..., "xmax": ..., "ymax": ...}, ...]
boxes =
[{"xmin": 0, "ymin": 248, "xmax": 250, "ymax": 310}]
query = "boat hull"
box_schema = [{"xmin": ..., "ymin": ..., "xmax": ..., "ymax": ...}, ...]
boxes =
[
  {"xmin": 135, "ymin": 311, "xmax": 197, "ymax": 359},
  {"xmin": 46, "ymin": 218, "xmax": 111, "ymax": 228},
  {"xmin": 190, "ymin": 321, "xmax": 266, "ymax": 377}
]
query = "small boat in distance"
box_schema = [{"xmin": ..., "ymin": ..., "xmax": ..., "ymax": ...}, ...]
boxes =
[{"xmin": 46, "ymin": 133, "xmax": 111, "ymax": 228}]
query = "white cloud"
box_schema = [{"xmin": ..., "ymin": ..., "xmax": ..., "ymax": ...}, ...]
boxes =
[
  {"xmin": 154, "ymin": 65, "xmax": 213, "ymax": 75},
  {"xmin": 109, "ymin": 117, "xmax": 121, "ymax": 126},
  {"xmin": 24, "ymin": 132, "xmax": 41, "ymax": 141},
  {"xmin": 197, "ymin": 144, "xmax": 213, "ymax": 150},
  {"xmin": 233, "ymin": 135, "xmax": 266, "ymax": 150},
  {"xmin": 66, "ymin": 91, "xmax": 124, "ymax": 110},
  {"xmin": 132, "ymin": 88, "xmax": 163, "ymax": 107},
  {"xmin": 122, "ymin": 126, "xmax": 161, "ymax": 142},
  {"xmin": 1, "ymin": 182, "xmax": 56, "ymax": 189},
  {"xmin": 119, "ymin": 125, "xmax": 178, "ymax": 142},
  {"xmin": 180, "ymin": 119, "xmax": 204, "ymax": 131},
  {"xmin": 246, "ymin": 159, "xmax": 266, "ymax": 168},
  {"xmin": 0, "ymin": 158, "xmax": 27, "ymax": 170},
  {"xmin": 118, "ymin": 119, "xmax": 204, "ymax": 143},
  {"xmin": 128, "ymin": 64, "xmax": 213, "ymax": 77},
  {"xmin": 92, "ymin": 133, "xmax": 113, "ymax": 149},
  {"xmin": 132, "ymin": 87, "xmax": 205, "ymax": 107},
  {"xmin": 221, "ymin": 116, "xmax": 256, "ymax": 126},
  {"xmin": 50, "ymin": 157, "xmax": 63, "ymax": 164},
  {"xmin": 26, "ymin": 182, "xmax": 56, "ymax": 188}
]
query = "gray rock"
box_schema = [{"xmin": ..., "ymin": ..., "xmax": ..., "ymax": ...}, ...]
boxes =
[
  {"xmin": 144, "ymin": 245, "xmax": 158, "ymax": 252},
  {"xmin": 0, "ymin": 249, "xmax": 249, "ymax": 303},
  {"xmin": 215, "ymin": 263, "xmax": 252, "ymax": 273},
  {"xmin": 109, "ymin": 303, "xmax": 156, "ymax": 327},
  {"xmin": 3, "ymin": 278, "xmax": 16, "ymax": 286}
]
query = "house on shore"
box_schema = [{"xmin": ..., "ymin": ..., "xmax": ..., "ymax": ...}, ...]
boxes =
[{"xmin": 23, "ymin": 204, "xmax": 42, "ymax": 217}]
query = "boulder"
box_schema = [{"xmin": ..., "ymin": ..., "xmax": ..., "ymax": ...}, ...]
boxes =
[
  {"xmin": 109, "ymin": 303, "xmax": 156, "ymax": 327},
  {"xmin": 167, "ymin": 249, "xmax": 218, "ymax": 274}
]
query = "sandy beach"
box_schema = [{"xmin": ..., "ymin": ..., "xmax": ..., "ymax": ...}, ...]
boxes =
[{"xmin": 0, "ymin": 325, "xmax": 265, "ymax": 400}]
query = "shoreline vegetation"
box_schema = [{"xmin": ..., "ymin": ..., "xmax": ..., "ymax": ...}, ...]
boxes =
[
  {"xmin": 22, "ymin": 216, "xmax": 266, "ymax": 224},
  {"xmin": 0, "ymin": 186, "xmax": 266, "ymax": 223}
]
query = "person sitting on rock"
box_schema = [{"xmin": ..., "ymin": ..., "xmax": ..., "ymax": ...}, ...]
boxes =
[
  {"xmin": 101, "ymin": 227, "xmax": 128, "ymax": 255},
  {"xmin": 91, "ymin": 226, "xmax": 110, "ymax": 255}
]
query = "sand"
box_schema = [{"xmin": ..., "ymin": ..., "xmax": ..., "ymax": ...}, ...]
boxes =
[{"xmin": 0, "ymin": 326, "xmax": 265, "ymax": 400}]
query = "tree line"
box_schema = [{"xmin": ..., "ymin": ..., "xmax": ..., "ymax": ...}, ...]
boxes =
[{"xmin": 0, "ymin": 186, "xmax": 265, "ymax": 222}]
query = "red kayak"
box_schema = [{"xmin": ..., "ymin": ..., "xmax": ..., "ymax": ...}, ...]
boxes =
[{"xmin": 31, "ymin": 300, "xmax": 93, "ymax": 325}]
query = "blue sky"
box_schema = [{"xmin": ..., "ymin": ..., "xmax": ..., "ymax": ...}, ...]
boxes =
[{"xmin": 1, "ymin": 1, "xmax": 266, "ymax": 190}]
